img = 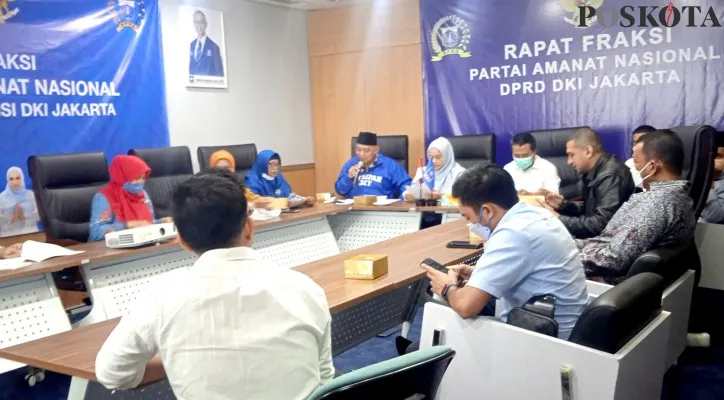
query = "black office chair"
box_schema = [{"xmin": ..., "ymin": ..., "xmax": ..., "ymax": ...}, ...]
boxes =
[
  {"xmin": 351, "ymin": 135, "xmax": 409, "ymax": 171},
  {"xmin": 197, "ymin": 144, "xmax": 258, "ymax": 176},
  {"xmin": 447, "ymin": 134, "xmax": 496, "ymax": 167},
  {"xmin": 669, "ymin": 126, "xmax": 716, "ymax": 220},
  {"xmin": 627, "ymin": 239, "xmax": 700, "ymax": 288},
  {"xmin": 568, "ymin": 273, "xmax": 664, "ymax": 353},
  {"xmin": 128, "ymin": 147, "xmax": 194, "ymax": 219},
  {"xmin": 28, "ymin": 152, "xmax": 109, "ymax": 244},
  {"xmin": 309, "ymin": 346, "xmax": 455, "ymax": 400},
  {"xmin": 526, "ymin": 127, "xmax": 589, "ymax": 199},
  {"xmin": 507, "ymin": 295, "xmax": 558, "ymax": 338}
]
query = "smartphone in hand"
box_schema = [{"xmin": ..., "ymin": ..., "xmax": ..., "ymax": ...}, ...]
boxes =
[{"xmin": 421, "ymin": 257, "xmax": 448, "ymax": 273}]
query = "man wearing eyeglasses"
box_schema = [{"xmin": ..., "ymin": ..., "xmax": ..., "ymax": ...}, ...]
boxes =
[{"xmin": 335, "ymin": 132, "xmax": 412, "ymax": 199}]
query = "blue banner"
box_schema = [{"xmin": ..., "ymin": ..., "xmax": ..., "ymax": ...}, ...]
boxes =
[
  {"xmin": 0, "ymin": 0, "xmax": 168, "ymax": 238},
  {"xmin": 421, "ymin": 0, "xmax": 724, "ymax": 165}
]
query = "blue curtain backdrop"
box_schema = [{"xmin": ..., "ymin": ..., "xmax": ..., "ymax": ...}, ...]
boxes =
[
  {"xmin": 0, "ymin": 0, "xmax": 169, "ymax": 236},
  {"xmin": 420, "ymin": 0, "xmax": 724, "ymax": 164}
]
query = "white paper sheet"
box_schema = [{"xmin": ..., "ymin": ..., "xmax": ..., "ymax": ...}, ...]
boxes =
[
  {"xmin": 0, "ymin": 258, "xmax": 31, "ymax": 271},
  {"xmin": 335, "ymin": 199, "xmax": 355, "ymax": 205},
  {"xmin": 20, "ymin": 240, "xmax": 84, "ymax": 263},
  {"xmin": 404, "ymin": 182, "xmax": 432, "ymax": 200},
  {"xmin": 373, "ymin": 199, "xmax": 401, "ymax": 206},
  {"xmin": 250, "ymin": 208, "xmax": 282, "ymax": 221}
]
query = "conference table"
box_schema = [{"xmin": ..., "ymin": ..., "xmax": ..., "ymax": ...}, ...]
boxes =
[{"xmin": 0, "ymin": 202, "xmax": 475, "ymax": 399}]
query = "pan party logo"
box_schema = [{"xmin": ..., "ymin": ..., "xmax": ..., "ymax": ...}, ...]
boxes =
[
  {"xmin": 562, "ymin": 0, "xmax": 604, "ymax": 28},
  {"xmin": 430, "ymin": 15, "xmax": 471, "ymax": 62},
  {"xmin": 108, "ymin": 0, "xmax": 146, "ymax": 32},
  {"xmin": 0, "ymin": 0, "xmax": 20, "ymax": 23}
]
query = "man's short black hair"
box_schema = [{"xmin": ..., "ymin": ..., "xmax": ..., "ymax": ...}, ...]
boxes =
[
  {"xmin": 510, "ymin": 132, "xmax": 536, "ymax": 151},
  {"xmin": 172, "ymin": 169, "xmax": 248, "ymax": 253},
  {"xmin": 452, "ymin": 163, "xmax": 518, "ymax": 210},
  {"xmin": 638, "ymin": 129, "xmax": 684, "ymax": 176},
  {"xmin": 632, "ymin": 125, "xmax": 657, "ymax": 136},
  {"xmin": 568, "ymin": 127, "xmax": 603, "ymax": 153}
]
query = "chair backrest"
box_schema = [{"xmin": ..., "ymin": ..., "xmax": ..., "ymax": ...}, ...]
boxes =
[
  {"xmin": 447, "ymin": 134, "xmax": 496, "ymax": 167},
  {"xmin": 197, "ymin": 144, "xmax": 258, "ymax": 176},
  {"xmin": 128, "ymin": 147, "xmax": 194, "ymax": 219},
  {"xmin": 351, "ymin": 135, "xmax": 409, "ymax": 171},
  {"xmin": 669, "ymin": 126, "xmax": 716, "ymax": 219},
  {"xmin": 309, "ymin": 346, "xmax": 455, "ymax": 400},
  {"xmin": 526, "ymin": 127, "xmax": 589, "ymax": 199},
  {"xmin": 568, "ymin": 273, "xmax": 663, "ymax": 353},
  {"xmin": 28, "ymin": 152, "xmax": 109, "ymax": 243},
  {"xmin": 627, "ymin": 239, "xmax": 700, "ymax": 288}
]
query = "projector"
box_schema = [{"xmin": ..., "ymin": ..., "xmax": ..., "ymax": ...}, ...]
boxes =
[{"xmin": 105, "ymin": 223, "xmax": 177, "ymax": 249}]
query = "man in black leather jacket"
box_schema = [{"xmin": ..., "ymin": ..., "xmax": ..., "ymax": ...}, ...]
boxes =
[{"xmin": 541, "ymin": 128, "xmax": 634, "ymax": 239}]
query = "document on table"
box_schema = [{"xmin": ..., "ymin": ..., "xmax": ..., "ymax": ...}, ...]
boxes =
[
  {"xmin": 373, "ymin": 198, "xmax": 401, "ymax": 206},
  {"xmin": 20, "ymin": 240, "xmax": 85, "ymax": 262},
  {"xmin": 404, "ymin": 182, "xmax": 432, "ymax": 200},
  {"xmin": 250, "ymin": 208, "xmax": 282, "ymax": 221},
  {"xmin": 519, "ymin": 195, "xmax": 545, "ymax": 207},
  {"xmin": 0, "ymin": 241, "xmax": 85, "ymax": 271},
  {"xmin": 0, "ymin": 257, "xmax": 31, "ymax": 271},
  {"xmin": 335, "ymin": 199, "xmax": 355, "ymax": 205}
]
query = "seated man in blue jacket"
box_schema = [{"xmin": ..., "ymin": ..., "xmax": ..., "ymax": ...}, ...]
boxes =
[{"xmin": 335, "ymin": 132, "xmax": 412, "ymax": 199}]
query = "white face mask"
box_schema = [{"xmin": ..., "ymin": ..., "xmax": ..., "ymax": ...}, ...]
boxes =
[
  {"xmin": 467, "ymin": 206, "xmax": 493, "ymax": 241},
  {"xmin": 639, "ymin": 161, "xmax": 655, "ymax": 184}
]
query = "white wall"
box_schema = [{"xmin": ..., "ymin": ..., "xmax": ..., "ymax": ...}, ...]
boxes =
[{"xmin": 159, "ymin": 0, "xmax": 314, "ymax": 170}]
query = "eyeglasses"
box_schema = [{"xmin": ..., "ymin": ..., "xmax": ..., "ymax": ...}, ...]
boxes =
[{"xmin": 268, "ymin": 162, "xmax": 280, "ymax": 169}]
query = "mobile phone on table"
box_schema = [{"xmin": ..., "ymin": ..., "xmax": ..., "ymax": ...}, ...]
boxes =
[
  {"xmin": 446, "ymin": 240, "xmax": 483, "ymax": 249},
  {"xmin": 421, "ymin": 257, "xmax": 448, "ymax": 273}
]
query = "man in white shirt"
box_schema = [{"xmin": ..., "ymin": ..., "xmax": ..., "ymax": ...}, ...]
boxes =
[
  {"xmin": 96, "ymin": 169, "xmax": 334, "ymax": 399},
  {"xmin": 503, "ymin": 132, "xmax": 561, "ymax": 194},
  {"xmin": 625, "ymin": 125, "xmax": 657, "ymax": 188}
]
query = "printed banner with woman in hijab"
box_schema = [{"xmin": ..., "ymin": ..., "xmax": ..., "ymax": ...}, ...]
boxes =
[{"xmin": 0, "ymin": 167, "xmax": 40, "ymax": 237}]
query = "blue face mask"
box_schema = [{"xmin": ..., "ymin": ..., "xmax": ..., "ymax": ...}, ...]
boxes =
[
  {"xmin": 514, "ymin": 156, "xmax": 534, "ymax": 171},
  {"xmin": 468, "ymin": 205, "xmax": 494, "ymax": 241},
  {"xmin": 123, "ymin": 182, "xmax": 145, "ymax": 195}
]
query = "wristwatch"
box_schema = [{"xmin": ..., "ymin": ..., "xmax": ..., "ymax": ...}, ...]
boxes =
[{"xmin": 441, "ymin": 284, "xmax": 458, "ymax": 301}]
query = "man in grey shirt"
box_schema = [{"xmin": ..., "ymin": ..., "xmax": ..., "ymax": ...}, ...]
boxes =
[{"xmin": 579, "ymin": 130, "xmax": 695, "ymax": 285}]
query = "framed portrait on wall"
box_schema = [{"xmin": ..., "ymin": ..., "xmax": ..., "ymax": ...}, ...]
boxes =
[{"xmin": 180, "ymin": 5, "xmax": 228, "ymax": 89}]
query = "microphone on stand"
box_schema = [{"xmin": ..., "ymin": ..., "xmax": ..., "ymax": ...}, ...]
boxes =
[
  {"xmin": 416, "ymin": 156, "xmax": 426, "ymax": 207},
  {"xmin": 353, "ymin": 161, "xmax": 364, "ymax": 186}
]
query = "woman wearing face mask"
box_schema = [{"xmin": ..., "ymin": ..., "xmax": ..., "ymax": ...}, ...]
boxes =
[
  {"xmin": 208, "ymin": 150, "xmax": 273, "ymax": 209},
  {"xmin": 88, "ymin": 155, "xmax": 171, "ymax": 241},
  {"xmin": 245, "ymin": 150, "xmax": 315, "ymax": 207},
  {"xmin": 0, "ymin": 166, "xmax": 40, "ymax": 237},
  {"xmin": 404, "ymin": 137, "xmax": 466, "ymax": 202}
]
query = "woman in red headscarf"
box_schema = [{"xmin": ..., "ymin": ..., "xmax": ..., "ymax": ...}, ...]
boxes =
[{"xmin": 88, "ymin": 155, "xmax": 171, "ymax": 241}]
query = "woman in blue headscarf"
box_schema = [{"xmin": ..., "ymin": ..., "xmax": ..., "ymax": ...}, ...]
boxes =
[
  {"xmin": 0, "ymin": 166, "xmax": 40, "ymax": 237},
  {"xmin": 245, "ymin": 150, "xmax": 315, "ymax": 207}
]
